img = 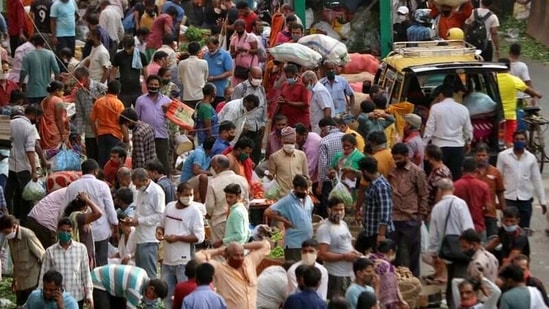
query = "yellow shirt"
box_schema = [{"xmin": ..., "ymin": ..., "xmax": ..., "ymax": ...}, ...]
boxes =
[
  {"xmin": 360, "ymin": 148, "xmax": 395, "ymax": 186},
  {"xmin": 497, "ymin": 72, "xmax": 528, "ymax": 120},
  {"xmin": 269, "ymin": 149, "xmax": 309, "ymax": 198},
  {"xmin": 346, "ymin": 128, "xmax": 366, "ymax": 153}
]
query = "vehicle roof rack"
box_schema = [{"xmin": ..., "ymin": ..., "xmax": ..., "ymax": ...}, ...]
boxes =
[{"xmin": 390, "ymin": 40, "xmax": 478, "ymax": 58}]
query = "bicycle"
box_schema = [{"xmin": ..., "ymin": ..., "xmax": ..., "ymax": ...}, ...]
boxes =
[{"xmin": 522, "ymin": 106, "xmax": 549, "ymax": 172}]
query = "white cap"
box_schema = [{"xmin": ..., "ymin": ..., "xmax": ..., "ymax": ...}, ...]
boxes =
[{"xmin": 397, "ymin": 6, "xmax": 409, "ymax": 15}]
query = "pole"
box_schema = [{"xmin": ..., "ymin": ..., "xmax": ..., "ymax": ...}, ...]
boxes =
[
  {"xmin": 293, "ymin": 0, "xmax": 306, "ymax": 28},
  {"xmin": 380, "ymin": 0, "xmax": 393, "ymax": 57}
]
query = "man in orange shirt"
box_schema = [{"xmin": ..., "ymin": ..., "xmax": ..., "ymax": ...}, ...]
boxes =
[
  {"xmin": 429, "ymin": 0, "xmax": 473, "ymax": 39},
  {"xmin": 90, "ymin": 80, "xmax": 128, "ymax": 167}
]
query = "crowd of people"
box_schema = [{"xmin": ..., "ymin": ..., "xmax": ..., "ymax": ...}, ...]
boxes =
[{"xmin": 0, "ymin": 0, "xmax": 547, "ymax": 308}]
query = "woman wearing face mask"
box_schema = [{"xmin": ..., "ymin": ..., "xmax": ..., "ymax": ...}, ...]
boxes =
[
  {"xmin": 63, "ymin": 192, "xmax": 103, "ymax": 269},
  {"xmin": 39, "ymin": 80, "xmax": 70, "ymax": 151},
  {"xmin": 277, "ymin": 63, "xmax": 311, "ymax": 128},
  {"xmin": 367, "ymin": 239, "xmax": 409, "ymax": 309},
  {"xmin": 193, "ymin": 83, "xmax": 219, "ymax": 145},
  {"xmin": 451, "ymin": 275, "xmax": 501, "ymax": 309},
  {"xmin": 158, "ymin": 67, "xmax": 181, "ymax": 99},
  {"xmin": 229, "ymin": 19, "xmax": 258, "ymax": 86},
  {"xmin": 329, "ymin": 133, "xmax": 365, "ymax": 202},
  {"xmin": 0, "ymin": 215, "xmax": 45, "ymax": 307}
]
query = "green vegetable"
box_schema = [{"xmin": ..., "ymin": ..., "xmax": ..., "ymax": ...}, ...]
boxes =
[
  {"xmin": 185, "ymin": 26, "xmax": 203, "ymax": 42},
  {"xmin": 271, "ymin": 231, "xmax": 282, "ymax": 242},
  {"xmin": 269, "ymin": 246, "xmax": 284, "ymax": 258}
]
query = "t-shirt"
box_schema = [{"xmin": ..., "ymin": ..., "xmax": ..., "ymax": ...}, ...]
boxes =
[
  {"xmin": 21, "ymin": 48, "xmax": 60, "ymax": 98},
  {"xmin": 315, "ymin": 220, "xmax": 354, "ymax": 277},
  {"xmin": 270, "ymin": 193, "xmax": 314, "ymax": 248},
  {"xmin": 112, "ymin": 50, "xmax": 149, "ymax": 94},
  {"xmin": 510, "ymin": 61, "xmax": 531, "ymax": 99},
  {"xmin": 50, "ymin": 0, "xmax": 78, "ymax": 37},
  {"xmin": 499, "ymin": 286, "xmax": 531, "ymax": 309},
  {"xmin": 464, "ymin": 8, "xmax": 500, "ymax": 41},
  {"xmin": 497, "ymin": 72, "xmax": 528, "ymax": 120},
  {"xmin": 88, "ymin": 44, "xmax": 111, "ymax": 82},
  {"xmin": 240, "ymin": 11, "xmax": 258, "ymax": 33},
  {"xmin": 31, "ymin": 0, "xmax": 52, "ymax": 33},
  {"xmin": 345, "ymin": 283, "xmax": 375, "ymax": 309},
  {"xmin": 203, "ymin": 49, "xmax": 233, "ymax": 97},
  {"xmin": 498, "ymin": 227, "xmax": 530, "ymax": 262}
]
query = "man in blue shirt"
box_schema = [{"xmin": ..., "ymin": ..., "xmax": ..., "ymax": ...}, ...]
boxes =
[
  {"xmin": 407, "ymin": 9, "xmax": 432, "ymax": 42},
  {"xmin": 211, "ymin": 120, "xmax": 237, "ymax": 156},
  {"xmin": 50, "ymin": 0, "xmax": 78, "ymax": 54},
  {"xmin": 265, "ymin": 174, "xmax": 314, "ymax": 261},
  {"xmin": 183, "ymin": 263, "xmax": 227, "ymax": 309},
  {"xmin": 283, "ymin": 266, "xmax": 327, "ymax": 309},
  {"xmin": 180, "ymin": 137, "xmax": 215, "ymax": 202},
  {"xmin": 345, "ymin": 258, "xmax": 376, "ymax": 309},
  {"xmin": 204, "ymin": 37, "xmax": 234, "ymax": 108},
  {"xmin": 24, "ymin": 270, "xmax": 79, "ymax": 309},
  {"xmin": 319, "ymin": 63, "xmax": 355, "ymax": 116}
]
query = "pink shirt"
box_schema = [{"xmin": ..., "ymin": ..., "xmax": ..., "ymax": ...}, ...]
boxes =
[
  {"xmin": 146, "ymin": 14, "xmax": 173, "ymax": 49},
  {"xmin": 300, "ymin": 132, "xmax": 322, "ymax": 183},
  {"xmin": 266, "ymin": 131, "xmax": 282, "ymax": 157}
]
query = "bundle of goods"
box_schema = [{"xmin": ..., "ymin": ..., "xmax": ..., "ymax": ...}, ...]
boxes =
[
  {"xmin": 46, "ymin": 171, "xmax": 82, "ymax": 192},
  {"xmin": 463, "ymin": 92, "xmax": 497, "ymax": 117},
  {"xmin": 396, "ymin": 267, "xmax": 423, "ymax": 309},
  {"xmin": 298, "ymin": 34, "xmax": 350, "ymax": 65},
  {"xmin": 432, "ymin": 0, "xmax": 469, "ymax": 6},
  {"xmin": 343, "ymin": 53, "xmax": 380, "ymax": 74},
  {"xmin": 268, "ymin": 43, "xmax": 323, "ymax": 69}
]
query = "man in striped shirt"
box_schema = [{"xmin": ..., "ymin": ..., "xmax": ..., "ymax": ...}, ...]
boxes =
[{"xmin": 91, "ymin": 264, "xmax": 168, "ymax": 309}]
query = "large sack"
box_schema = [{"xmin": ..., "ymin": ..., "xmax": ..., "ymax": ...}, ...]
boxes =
[
  {"xmin": 46, "ymin": 171, "xmax": 82, "ymax": 193},
  {"xmin": 463, "ymin": 92, "xmax": 496, "ymax": 117},
  {"xmin": 340, "ymin": 72, "xmax": 374, "ymax": 84},
  {"xmin": 432, "ymin": 0, "xmax": 469, "ymax": 7},
  {"xmin": 268, "ymin": 43, "xmax": 323, "ymax": 68},
  {"xmin": 344, "ymin": 53, "xmax": 380, "ymax": 74},
  {"xmin": 298, "ymin": 34, "xmax": 350, "ymax": 65}
]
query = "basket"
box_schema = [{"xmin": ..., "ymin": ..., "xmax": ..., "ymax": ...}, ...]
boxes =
[{"xmin": 397, "ymin": 267, "xmax": 422, "ymax": 309}]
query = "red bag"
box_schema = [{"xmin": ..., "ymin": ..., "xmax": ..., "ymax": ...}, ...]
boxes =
[
  {"xmin": 343, "ymin": 53, "xmax": 380, "ymax": 74},
  {"xmin": 165, "ymin": 99, "xmax": 195, "ymax": 131}
]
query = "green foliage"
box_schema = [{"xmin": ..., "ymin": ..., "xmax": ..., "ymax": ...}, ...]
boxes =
[
  {"xmin": 185, "ymin": 26, "xmax": 204, "ymax": 42},
  {"xmin": 268, "ymin": 246, "xmax": 284, "ymax": 258},
  {"xmin": 499, "ymin": 17, "xmax": 549, "ymax": 62},
  {"xmin": 0, "ymin": 277, "xmax": 16, "ymax": 308}
]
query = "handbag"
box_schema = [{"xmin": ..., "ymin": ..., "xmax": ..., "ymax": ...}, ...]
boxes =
[{"xmin": 439, "ymin": 200, "xmax": 471, "ymax": 263}]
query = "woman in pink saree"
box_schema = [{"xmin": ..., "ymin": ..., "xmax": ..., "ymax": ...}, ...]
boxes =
[
  {"xmin": 229, "ymin": 19, "xmax": 258, "ymax": 86},
  {"xmin": 39, "ymin": 80, "xmax": 69, "ymax": 151}
]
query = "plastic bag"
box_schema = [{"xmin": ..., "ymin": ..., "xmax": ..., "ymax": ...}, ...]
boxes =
[
  {"xmin": 22, "ymin": 179, "xmax": 46, "ymax": 201},
  {"xmin": 52, "ymin": 147, "xmax": 81, "ymax": 172},
  {"xmin": 463, "ymin": 92, "xmax": 497, "ymax": 117},
  {"xmin": 0, "ymin": 244, "xmax": 12, "ymax": 277},
  {"xmin": 263, "ymin": 179, "xmax": 280, "ymax": 200},
  {"xmin": 328, "ymin": 175, "xmax": 353, "ymax": 207},
  {"xmin": 298, "ymin": 34, "xmax": 350, "ymax": 65},
  {"xmin": 268, "ymin": 43, "xmax": 323, "ymax": 69},
  {"xmin": 421, "ymin": 222, "xmax": 429, "ymax": 253}
]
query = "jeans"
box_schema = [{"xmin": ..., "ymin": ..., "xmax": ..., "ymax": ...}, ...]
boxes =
[
  {"xmin": 95, "ymin": 238, "xmax": 109, "ymax": 267},
  {"xmin": 481, "ymin": 40, "xmax": 494, "ymax": 62},
  {"xmin": 161, "ymin": 264, "xmax": 188, "ymax": 309},
  {"xmin": 506, "ymin": 198, "xmax": 533, "ymax": 228},
  {"xmin": 85, "ymin": 138, "xmax": 99, "ymax": 162},
  {"xmin": 136, "ymin": 242, "xmax": 159, "ymax": 279},
  {"xmin": 440, "ymin": 146, "xmax": 464, "ymax": 180},
  {"xmin": 390, "ymin": 220, "xmax": 421, "ymax": 277},
  {"xmin": 15, "ymin": 287, "xmax": 35, "ymax": 306},
  {"xmin": 55, "ymin": 36, "xmax": 76, "ymax": 56},
  {"xmin": 97, "ymin": 134, "xmax": 122, "ymax": 167},
  {"xmin": 316, "ymin": 180, "xmax": 333, "ymax": 219},
  {"xmin": 5, "ymin": 170, "xmax": 32, "ymax": 225},
  {"xmin": 93, "ymin": 288, "xmax": 126, "ymax": 308},
  {"xmin": 119, "ymin": 92, "xmax": 141, "ymax": 108},
  {"xmin": 446, "ymin": 262, "xmax": 468, "ymax": 309},
  {"xmin": 155, "ymin": 138, "xmax": 169, "ymax": 174},
  {"xmin": 25, "ymin": 216, "xmax": 57, "ymax": 249}
]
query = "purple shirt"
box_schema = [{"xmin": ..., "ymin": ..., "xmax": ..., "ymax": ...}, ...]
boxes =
[
  {"xmin": 267, "ymin": 131, "xmax": 282, "ymax": 157},
  {"xmin": 300, "ymin": 132, "xmax": 322, "ymax": 183},
  {"xmin": 135, "ymin": 93, "xmax": 171, "ymax": 139}
]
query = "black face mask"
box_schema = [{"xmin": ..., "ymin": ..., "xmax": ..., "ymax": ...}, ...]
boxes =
[
  {"xmin": 294, "ymin": 192, "xmax": 307, "ymax": 199},
  {"xmin": 442, "ymin": 10, "xmax": 451, "ymax": 16},
  {"xmin": 236, "ymin": 30, "xmax": 244, "ymax": 35}
]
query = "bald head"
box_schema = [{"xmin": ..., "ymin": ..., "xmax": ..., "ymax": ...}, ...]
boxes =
[
  {"xmin": 302, "ymin": 70, "xmax": 318, "ymax": 85},
  {"xmin": 437, "ymin": 178, "xmax": 454, "ymax": 193},
  {"xmin": 226, "ymin": 242, "xmax": 244, "ymax": 254},
  {"xmin": 211, "ymin": 155, "xmax": 230, "ymax": 171},
  {"xmin": 117, "ymin": 167, "xmax": 132, "ymax": 187},
  {"xmin": 225, "ymin": 242, "xmax": 245, "ymax": 268},
  {"xmin": 249, "ymin": 66, "xmax": 263, "ymax": 83}
]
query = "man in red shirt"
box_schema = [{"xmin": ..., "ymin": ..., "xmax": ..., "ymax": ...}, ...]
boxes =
[
  {"xmin": 473, "ymin": 142, "xmax": 505, "ymax": 238},
  {"xmin": 236, "ymin": 1, "xmax": 258, "ymax": 33},
  {"xmin": 278, "ymin": 63, "xmax": 310, "ymax": 128},
  {"xmin": 7, "ymin": 0, "xmax": 29, "ymax": 56},
  {"xmin": 454, "ymin": 157, "xmax": 491, "ymax": 241},
  {"xmin": 172, "ymin": 260, "xmax": 214, "ymax": 309},
  {"xmin": 0, "ymin": 61, "xmax": 19, "ymax": 107},
  {"xmin": 145, "ymin": 7, "xmax": 177, "ymax": 60},
  {"xmin": 428, "ymin": 0, "xmax": 473, "ymax": 39}
]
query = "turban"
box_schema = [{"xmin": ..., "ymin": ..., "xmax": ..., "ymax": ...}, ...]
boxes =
[{"xmin": 280, "ymin": 126, "xmax": 296, "ymax": 143}]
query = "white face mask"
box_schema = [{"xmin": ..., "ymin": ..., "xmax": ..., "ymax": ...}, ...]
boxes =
[
  {"xmin": 398, "ymin": 15, "xmax": 407, "ymax": 21},
  {"xmin": 250, "ymin": 78, "xmax": 262, "ymax": 87},
  {"xmin": 214, "ymin": 7, "xmax": 222, "ymax": 14},
  {"xmin": 179, "ymin": 196, "xmax": 193, "ymax": 206},
  {"xmin": 283, "ymin": 144, "xmax": 295, "ymax": 153},
  {"xmin": 5, "ymin": 230, "xmax": 16, "ymax": 240},
  {"xmin": 220, "ymin": 4, "xmax": 227, "ymax": 10},
  {"xmin": 302, "ymin": 252, "xmax": 317, "ymax": 265}
]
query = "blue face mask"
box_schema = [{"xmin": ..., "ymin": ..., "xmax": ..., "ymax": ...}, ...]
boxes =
[
  {"xmin": 306, "ymin": 83, "xmax": 314, "ymax": 91},
  {"xmin": 513, "ymin": 141, "xmax": 527, "ymax": 151},
  {"xmin": 287, "ymin": 77, "xmax": 296, "ymax": 85},
  {"xmin": 503, "ymin": 224, "xmax": 518, "ymax": 233}
]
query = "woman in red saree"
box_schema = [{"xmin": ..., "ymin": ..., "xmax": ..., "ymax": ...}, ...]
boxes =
[{"xmin": 39, "ymin": 81, "xmax": 69, "ymax": 150}]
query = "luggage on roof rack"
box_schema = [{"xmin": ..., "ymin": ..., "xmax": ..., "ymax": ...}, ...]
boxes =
[{"xmin": 390, "ymin": 40, "xmax": 478, "ymax": 58}]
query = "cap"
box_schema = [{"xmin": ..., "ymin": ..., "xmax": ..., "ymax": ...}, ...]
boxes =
[
  {"xmin": 404, "ymin": 113, "xmax": 422, "ymax": 129},
  {"xmin": 397, "ymin": 6, "xmax": 409, "ymax": 15}
]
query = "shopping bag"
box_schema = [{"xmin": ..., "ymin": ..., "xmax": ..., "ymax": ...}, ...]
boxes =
[
  {"xmin": 263, "ymin": 179, "xmax": 280, "ymax": 200},
  {"xmin": 421, "ymin": 221, "xmax": 429, "ymax": 253},
  {"xmin": 51, "ymin": 145, "xmax": 81, "ymax": 172},
  {"xmin": 165, "ymin": 99, "xmax": 195, "ymax": 131},
  {"xmin": 22, "ymin": 179, "xmax": 46, "ymax": 201},
  {"xmin": 328, "ymin": 174, "xmax": 353, "ymax": 207}
]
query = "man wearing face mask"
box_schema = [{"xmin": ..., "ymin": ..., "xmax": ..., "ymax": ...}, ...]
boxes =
[
  {"xmin": 267, "ymin": 127, "xmax": 309, "ymax": 199},
  {"xmin": 39, "ymin": 218, "xmax": 93, "ymax": 309},
  {"xmin": 302, "ymin": 70, "xmax": 335, "ymax": 135},
  {"xmin": 458, "ymin": 229, "xmax": 499, "ymax": 283},
  {"xmin": 473, "ymin": 143, "xmax": 505, "ymax": 239},
  {"xmin": 287, "ymin": 239, "xmax": 329, "ymax": 301},
  {"xmin": 0, "ymin": 61, "xmax": 18, "ymax": 107},
  {"xmin": 219, "ymin": 94, "xmax": 260, "ymax": 147},
  {"xmin": 156, "ymin": 182, "xmax": 205, "ymax": 309},
  {"xmin": 496, "ymin": 130, "xmax": 546, "ymax": 229},
  {"xmin": 393, "ymin": 6, "xmax": 411, "ymax": 42},
  {"xmin": 265, "ymin": 174, "xmax": 313, "ymax": 260},
  {"xmin": 205, "ymin": 36, "xmax": 234, "ymax": 108},
  {"xmin": 25, "ymin": 270, "xmax": 79, "ymax": 309},
  {"xmin": 0, "ymin": 215, "xmax": 45, "ymax": 306},
  {"xmin": 231, "ymin": 66, "xmax": 267, "ymax": 164},
  {"xmin": 205, "ymin": 154, "xmax": 249, "ymax": 243},
  {"xmin": 212, "ymin": 120, "xmax": 237, "ymax": 155},
  {"xmin": 277, "ymin": 64, "xmax": 310, "ymax": 128},
  {"xmin": 111, "ymin": 36, "xmax": 149, "ymax": 108},
  {"xmin": 428, "ymin": 0, "xmax": 473, "ymax": 39},
  {"xmin": 319, "ymin": 62, "xmax": 355, "ymax": 116},
  {"xmin": 316, "ymin": 197, "xmax": 363, "ymax": 299},
  {"xmin": 195, "ymin": 239, "xmax": 271, "ymax": 309},
  {"xmin": 485, "ymin": 206, "xmax": 530, "ymax": 266},
  {"xmin": 146, "ymin": 159, "xmax": 176, "ymax": 203},
  {"xmin": 265, "ymin": 114, "xmax": 288, "ymax": 158}
]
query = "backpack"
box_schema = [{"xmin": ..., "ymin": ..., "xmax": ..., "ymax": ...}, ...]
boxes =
[{"xmin": 465, "ymin": 10, "xmax": 492, "ymax": 50}]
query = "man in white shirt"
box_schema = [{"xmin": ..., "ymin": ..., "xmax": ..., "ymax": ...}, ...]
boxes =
[
  {"xmin": 508, "ymin": 43, "xmax": 533, "ymax": 104},
  {"xmin": 218, "ymin": 94, "xmax": 260, "ymax": 144},
  {"xmin": 178, "ymin": 41, "xmax": 208, "ymax": 107},
  {"xmin": 301, "ymin": 70, "xmax": 334, "ymax": 135},
  {"xmin": 99, "ymin": 0, "xmax": 124, "ymax": 58},
  {"xmin": 63, "ymin": 159, "xmax": 119, "ymax": 266},
  {"xmin": 496, "ymin": 130, "xmax": 546, "ymax": 229},
  {"xmin": 464, "ymin": 0, "xmax": 500, "ymax": 61},
  {"xmin": 423, "ymin": 84, "xmax": 473, "ymax": 180},
  {"xmin": 124, "ymin": 168, "xmax": 166, "ymax": 279},
  {"xmin": 157, "ymin": 182, "xmax": 205, "ymax": 309},
  {"xmin": 205, "ymin": 155, "xmax": 249, "ymax": 242},
  {"xmin": 83, "ymin": 28, "xmax": 111, "ymax": 84},
  {"xmin": 287, "ymin": 239, "xmax": 329, "ymax": 301},
  {"xmin": 428, "ymin": 178, "xmax": 474, "ymax": 309}
]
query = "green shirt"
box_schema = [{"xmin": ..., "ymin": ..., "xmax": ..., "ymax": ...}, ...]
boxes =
[
  {"xmin": 499, "ymin": 286, "xmax": 531, "ymax": 309},
  {"xmin": 330, "ymin": 149, "xmax": 365, "ymax": 171},
  {"xmin": 21, "ymin": 48, "xmax": 60, "ymax": 98},
  {"xmin": 223, "ymin": 202, "xmax": 249, "ymax": 244}
]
